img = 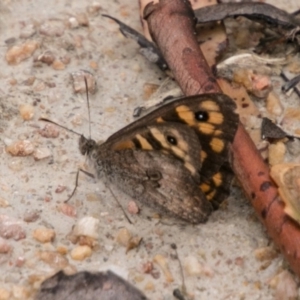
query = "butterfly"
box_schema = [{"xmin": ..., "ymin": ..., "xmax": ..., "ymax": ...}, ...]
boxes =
[{"xmin": 79, "ymin": 93, "xmax": 239, "ymax": 224}]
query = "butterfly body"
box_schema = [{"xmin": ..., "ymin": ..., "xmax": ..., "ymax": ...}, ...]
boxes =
[{"xmin": 79, "ymin": 94, "xmax": 239, "ymax": 224}]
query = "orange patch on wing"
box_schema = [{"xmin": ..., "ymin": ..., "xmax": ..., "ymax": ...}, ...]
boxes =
[
  {"xmin": 210, "ymin": 138, "xmax": 224, "ymax": 153},
  {"xmin": 112, "ymin": 140, "xmax": 134, "ymax": 150},
  {"xmin": 212, "ymin": 172, "xmax": 222, "ymax": 187}
]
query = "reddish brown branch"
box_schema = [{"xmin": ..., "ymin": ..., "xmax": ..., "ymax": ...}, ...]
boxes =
[{"xmin": 144, "ymin": 0, "xmax": 300, "ymax": 277}]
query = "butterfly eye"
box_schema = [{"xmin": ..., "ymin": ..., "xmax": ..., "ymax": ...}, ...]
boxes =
[
  {"xmin": 167, "ymin": 135, "xmax": 177, "ymax": 145},
  {"xmin": 195, "ymin": 111, "xmax": 209, "ymax": 122}
]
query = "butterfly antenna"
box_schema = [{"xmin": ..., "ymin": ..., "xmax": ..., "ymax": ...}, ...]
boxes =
[
  {"xmin": 84, "ymin": 76, "xmax": 92, "ymax": 139},
  {"xmin": 39, "ymin": 118, "xmax": 81, "ymax": 136},
  {"xmin": 107, "ymin": 185, "xmax": 133, "ymax": 224}
]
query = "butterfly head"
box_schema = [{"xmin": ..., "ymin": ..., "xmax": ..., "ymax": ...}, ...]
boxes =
[{"xmin": 79, "ymin": 135, "xmax": 97, "ymax": 156}]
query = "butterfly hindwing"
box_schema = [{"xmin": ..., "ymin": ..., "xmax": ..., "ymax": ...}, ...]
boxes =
[{"xmin": 89, "ymin": 123, "xmax": 211, "ymax": 223}]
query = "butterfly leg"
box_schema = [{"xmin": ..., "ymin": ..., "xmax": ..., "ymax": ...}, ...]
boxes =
[{"xmin": 65, "ymin": 168, "xmax": 95, "ymax": 203}]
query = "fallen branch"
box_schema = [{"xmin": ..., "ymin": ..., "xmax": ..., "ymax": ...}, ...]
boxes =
[{"xmin": 143, "ymin": 0, "xmax": 300, "ymax": 277}]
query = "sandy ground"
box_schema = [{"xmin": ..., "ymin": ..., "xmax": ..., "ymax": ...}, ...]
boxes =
[{"xmin": 0, "ymin": 0, "xmax": 300, "ymax": 299}]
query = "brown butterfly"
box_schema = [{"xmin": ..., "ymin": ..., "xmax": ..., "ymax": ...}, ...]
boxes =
[{"xmin": 79, "ymin": 93, "xmax": 239, "ymax": 224}]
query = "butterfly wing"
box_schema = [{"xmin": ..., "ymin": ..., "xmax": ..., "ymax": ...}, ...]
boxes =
[
  {"xmin": 91, "ymin": 123, "xmax": 212, "ymax": 223},
  {"xmin": 107, "ymin": 93, "xmax": 239, "ymax": 180},
  {"xmin": 104, "ymin": 94, "xmax": 239, "ymax": 211}
]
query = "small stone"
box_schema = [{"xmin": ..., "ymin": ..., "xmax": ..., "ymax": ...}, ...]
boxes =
[
  {"xmin": 38, "ymin": 124, "xmax": 59, "ymax": 138},
  {"xmin": 68, "ymin": 17, "xmax": 79, "ymax": 29},
  {"xmin": 37, "ymin": 51, "xmax": 55, "ymax": 65},
  {"xmin": 58, "ymin": 203, "xmax": 77, "ymax": 217},
  {"xmin": 76, "ymin": 13, "xmax": 89, "ymax": 26},
  {"xmin": 52, "ymin": 60, "xmax": 66, "ymax": 70},
  {"xmin": 254, "ymin": 246, "xmax": 278, "ymax": 261},
  {"xmin": 0, "ymin": 237, "xmax": 12, "ymax": 253},
  {"xmin": 70, "ymin": 245, "xmax": 92, "ymax": 261},
  {"xmin": 73, "ymin": 216, "xmax": 100, "ymax": 239},
  {"xmin": 55, "ymin": 185, "xmax": 66, "ymax": 193},
  {"xmin": 33, "ymin": 147, "xmax": 52, "ymax": 161},
  {"xmin": 270, "ymin": 270, "xmax": 298, "ymax": 300},
  {"xmin": 19, "ymin": 104, "xmax": 34, "ymax": 120},
  {"xmin": 116, "ymin": 227, "xmax": 132, "ymax": 247},
  {"xmin": 89, "ymin": 60, "xmax": 98, "ymax": 70},
  {"xmin": 5, "ymin": 40, "xmax": 39, "ymax": 65},
  {"xmin": 23, "ymin": 209, "xmax": 40, "ymax": 222},
  {"xmin": 0, "ymin": 215, "xmax": 26, "ymax": 240},
  {"xmin": 142, "ymin": 261, "xmax": 153, "ymax": 274},
  {"xmin": 6, "ymin": 140, "xmax": 34, "ymax": 156},
  {"xmin": 0, "ymin": 198, "xmax": 10, "ymax": 208},
  {"xmin": 71, "ymin": 70, "xmax": 96, "ymax": 94},
  {"xmin": 33, "ymin": 227, "xmax": 56, "ymax": 243},
  {"xmin": 184, "ymin": 255, "xmax": 203, "ymax": 276},
  {"xmin": 128, "ymin": 200, "xmax": 139, "ymax": 214},
  {"xmin": 56, "ymin": 246, "xmax": 68, "ymax": 255},
  {"xmin": 39, "ymin": 251, "xmax": 69, "ymax": 269}
]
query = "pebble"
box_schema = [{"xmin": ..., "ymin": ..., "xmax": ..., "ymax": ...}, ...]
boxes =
[
  {"xmin": 73, "ymin": 216, "xmax": 100, "ymax": 239},
  {"xmin": 75, "ymin": 13, "xmax": 89, "ymax": 27},
  {"xmin": 33, "ymin": 227, "xmax": 56, "ymax": 243},
  {"xmin": 0, "ymin": 237, "xmax": 12, "ymax": 253},
  {"xmin": 5, "ymin": 41, "xmax": 39, "ymax": 65},
  {"xmin": 52, "ymin": 60, "xmax": 66, "ymax": 70},
  {"xmin": 58, "ymin": 203, "xmax": 77, "ymax": 218},
  {"xmin": 254, "ymin": 246, "xmax": 278, "ymax": 261},
  {"xmin": 37, "ymin": 51, "xmax": 55, "ymax": 65},
  {"xmin": 116, "ymin": 227, "xmax": 132, "ymax": 247},
  {"xmin": 0, "ymin": 198, "xmax": 10, "ymax": 208},
  {"xmin": 70, "ymin": 245, "xmax": 92, "ymax": 261},
  {"xmin": 23, "ymin": 209, "xmax": 40, "ymax": 222},
  {"xmin": 39, "ymin": 251, "xmax": 69, "ymax": 269},
  {"xmin": 33, "ymin": 147, "xmax": 52, "ymax": 161},
  {"xmin": 71, "ymin": 70, "xmax": 97, "ymax": 94},
  {"xmin": 183, "ymin": 255, "xmax": 203, "ymax": 276},
  {"xmin": 19, "ymin": 104, "xmax": 35, "ymax": 120},
  {"xmin": 0, "ymin": 215, "xmax": 26, "ymax": 240},
  {"xmin": 270, "ymin": 270, "xmax": 298, "ymax": 300},
  {"xmin": 38, "ymin": 124, "xmax": 59, "ymax": 138},
  {"xmin": 127, "ymin": 200, "xmax": 139, "ymax": 214},
  {"xmin": 6, "ymin": 140, "xmax": 35, "ymax": 157}
]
